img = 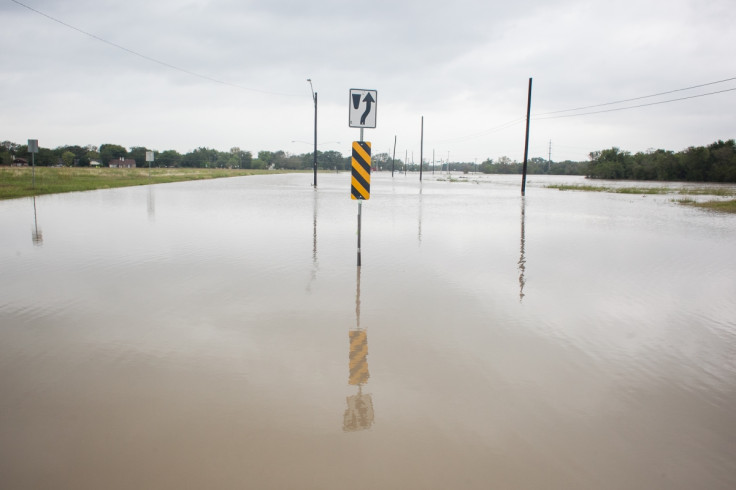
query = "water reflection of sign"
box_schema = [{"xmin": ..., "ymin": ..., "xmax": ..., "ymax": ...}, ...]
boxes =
[
  {"xmin": 349, "ymin": 330, "xmax": 369, "ymax": 385},
  {"xmin": 343, "ymin": 267, "xmax": 374, "ymax": 432},
  {"xmin": 344, "ymin": 389, "xmax": 374, "ymax": 432}
]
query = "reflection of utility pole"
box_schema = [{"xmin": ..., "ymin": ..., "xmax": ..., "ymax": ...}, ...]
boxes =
[
  {"xmin": 418, "ymin": 185, "xmax": 423, "ymax": 245},
  {"xmin": 147, "ymin": 187, "xmax": 156, "ymax": 221},
  {"xmin": 307, "ymin": 190, "xmax": 319, "ymax": 292},
  {"xmin": 31, "ymin": 195, "xmax": 43, "ymax": 246},
  {"xmin": 518, "ymin": 198, "xmax": 526, "ymax": 302},
  {"xmin": 344, "ymin": 266, "xmax": 374, "ymax": 432}
]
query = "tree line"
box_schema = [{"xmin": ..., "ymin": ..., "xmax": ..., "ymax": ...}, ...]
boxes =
[
  {"xmin": 0, "ymin": 141, "xmax": 352, "ymax": 171},
  {"xmin": 585, "ymin": 140, "xmax": 736, "ymax": 182},
  {"xmin": 3, "ymin": 138, "xmax": 734, "ymax": 182},
  {"xmin": 476, "ymin": 139, "xmax": 736, "ymax": 182}
]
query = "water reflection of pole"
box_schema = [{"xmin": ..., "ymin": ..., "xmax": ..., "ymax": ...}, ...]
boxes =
[
  {"xmin": 518, "ymin": 197, "xmax": 526, "ymax": 301},
  {"xmin": 31, "ymin": 195, "xmax": 43, "ymax": 246},
  {"xmin": 307, "ymin": 190, "xmax": 319, "ymax": 291},
  {"xmin": 418, "ymin": 185, "xmax": 423, "ymax": 245},
  {"xmin": 344, "ymin": 266, "xmax": 374, "ymax": 432},
  {"xmin": 147, "ymin": 186, "xmax": 156, "ymax": 221}
]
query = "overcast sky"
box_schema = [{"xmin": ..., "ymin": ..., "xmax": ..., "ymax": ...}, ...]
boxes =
[{"xmin": 2, "ymin": 0, "xmax": 735, "ymax": 163}]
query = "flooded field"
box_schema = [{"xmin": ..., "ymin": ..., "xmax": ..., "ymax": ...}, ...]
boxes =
[{"xmin": 1, "ymin": 172, "xmax": 735, "ymax": 489}]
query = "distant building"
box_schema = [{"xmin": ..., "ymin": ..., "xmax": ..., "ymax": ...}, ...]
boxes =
[
  {"xmin": 12, "ymin": 158, "xmax": 28, "ymax": 166},
  {"xmin": 109, "ymin": 157, "xmax": 136, "ymax": 168}
]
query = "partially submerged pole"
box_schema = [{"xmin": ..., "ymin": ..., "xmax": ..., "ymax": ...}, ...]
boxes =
[
  {"xmin": 419, "ymin": 116, "xmax": 424, "ymax": 181},
  {"xmin": 521, "ymin": 77, "xmax": 533, "ymax": 196}
]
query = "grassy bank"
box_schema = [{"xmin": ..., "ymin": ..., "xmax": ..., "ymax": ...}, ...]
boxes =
[
  {"xmin": 674, "ymin": 198, "xmax": 736, "ymax": 213},
  {"xmin": 0, "ymin": 167, "xmax": 284, "ymax": 200},
  {"xmin": 547, "ymin": 183, "xmax": 736, "ymax": 213}
]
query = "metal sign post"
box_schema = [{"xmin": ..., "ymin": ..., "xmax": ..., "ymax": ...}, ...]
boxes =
[
  {"xmin": 28, "ymin": 139, "xmax": 38, "ymax": 189},
  {"xmin": 349, "ymin": 89, "xmax": 377, "ymax": 267},
  {"xmin": 146, "ymin": 150, "xmax": 154, "ymax": 178}
]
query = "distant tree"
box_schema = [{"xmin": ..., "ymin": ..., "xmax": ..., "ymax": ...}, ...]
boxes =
[
  {"xmin": 181, "ymin": 147, "xmax": 218, "ymax": 167},
  {"xmin": 61, "ymin": 151, "xmax": 76, "ymax": 167},
  {"xmin": 320, "ymin": 150, "xmax": 348, "ymax": 171},
  {"xmin": 128, "ymin": 147, "xmax": 150, "ymax": 167},
  {"xmin": 99, "ymin": 144, "xmax": 127, "ymax": 165},
  {"xmin": 586, "ymin": 147, "xmax": 631, "ymax": 179},
  {"xmin": 708, "ymin": 140, "xmax": 736, "ymax": 182},
  {"xmin": 156, "ymin": 149, "xmax": 181, "ymax": 168},
  {"xmin": 257, "ymin": 151, "xmax": 275, "ymax": 168}
]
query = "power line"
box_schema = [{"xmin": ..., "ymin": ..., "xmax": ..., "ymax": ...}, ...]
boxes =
[
  {"xmin": 434, "ymin": 117, "xmax": 525, "ymax": 144},
  {"xmin": 10, "ymin": 0, "xmax": 300, "ymax": 97},
  {"xmin": 435, "ymin": 77, "xmax": 736, "ymax": 145},
  {"xmin": 534, "ymin": 76, "xmax": 736, "ymax": 116},
  {"xmin": 534, "ymin": 87, "xmax": 736, "ymax": 120}
]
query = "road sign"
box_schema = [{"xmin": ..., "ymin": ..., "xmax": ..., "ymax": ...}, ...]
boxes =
[
  {"xmin": 349, "ymin": 89, "xmax": 377, "ymax": 128},
  {"xmin": 28, "ymin": 139, "xmax": 38, "ymax": 153},
  {"xmin": 351, "ymin": 141, "xmax": 371, "ymax": 200}
]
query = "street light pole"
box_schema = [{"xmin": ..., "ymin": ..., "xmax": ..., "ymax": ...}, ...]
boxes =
[{"xmin": 307, "ymin": 79, "xmax": 317, "ymax": 187}]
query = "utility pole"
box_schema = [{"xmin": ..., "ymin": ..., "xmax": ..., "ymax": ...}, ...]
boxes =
[
  {"xmin": 548, "ymin": 139, "xmax": 552, "ymax": 172},
  {"xmin": 521, "ymin": 77, "xmax": 533, "ymax": 196},
  {"xmin": 307, "ymin": 79, "xmax": 318, "ymax": 187},
  {"xmin": 419, "ymin": 116, "xmax": 424, "ymax": 181}
]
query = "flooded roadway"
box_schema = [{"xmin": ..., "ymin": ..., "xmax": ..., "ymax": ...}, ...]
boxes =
[{"xmin": 1, "ymin": 172, "xmax": 735, "ymax": 489}]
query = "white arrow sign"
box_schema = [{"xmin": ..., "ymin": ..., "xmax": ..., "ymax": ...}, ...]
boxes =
[{"xmin": 349, "ymin": 89, "xmax": 377, "ymax": 129}]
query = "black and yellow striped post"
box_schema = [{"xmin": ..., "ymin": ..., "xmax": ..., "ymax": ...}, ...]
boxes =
[
  {"xmin": 351, "ymin": 141, "xmax": 371, "ymax": 266},
  {"xmin": 351, "ymin": 141, "xmax": 371, "ymax": 200}
]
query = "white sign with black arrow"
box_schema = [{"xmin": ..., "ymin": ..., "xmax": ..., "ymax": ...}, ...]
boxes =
[{"xmin": 349, "ymin": 89, "xmax": 377, "ymax": 129}]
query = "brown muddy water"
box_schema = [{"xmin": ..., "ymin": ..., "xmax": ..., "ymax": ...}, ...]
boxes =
[{"xmin": 1, "ymin": 173, "xmax": 735, "ymax": 489}]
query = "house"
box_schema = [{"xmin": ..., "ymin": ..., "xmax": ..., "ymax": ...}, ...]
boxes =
[
  {"xmin": 12, "ymin": 158, "xmax": 28, "ymax": 166},
  {"xmin": 109, "ymin": 157, "xmax": 136, "ymax": 168}
]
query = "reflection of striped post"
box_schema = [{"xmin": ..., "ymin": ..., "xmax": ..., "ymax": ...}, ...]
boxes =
[
  {"xmin": 351, "ymin": 141, "xmax": 371, "ymax": 200},
  {"xmin": 349, "ymin": 330, "xmax": 369, "ymax": 385}
]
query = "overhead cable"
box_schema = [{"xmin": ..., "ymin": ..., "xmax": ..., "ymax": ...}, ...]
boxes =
[
  {"xmin": 534, "ymin": 76, "xmax": 736, "ymax": 116},
  {"xmin": 534, "ymin": 87, "xmax": 736, "ymax": 120},
  {"xmin": 10, "ymin": 0, "xmax": 300, "ymax": 97}
]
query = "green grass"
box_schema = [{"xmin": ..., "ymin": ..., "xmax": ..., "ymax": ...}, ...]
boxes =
[
  {"xmin": 675, "ymin": 198, "xmax": 736, "ymax": 213},
  {"xmin": 547, "ymin": 184, "xmax": 736, "ymax": 213},
  {"xmin": 0, "ymin": 167, "xmax": 284, "ymax": 200},
  {"xmin": 547, "ymin": 184, "xmax": 736, "ymax": 196}
]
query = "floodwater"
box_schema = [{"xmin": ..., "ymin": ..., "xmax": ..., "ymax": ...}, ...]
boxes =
[{"xmin": 1, "ymin": 172, "xmax": 735, "ymax": 489}]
